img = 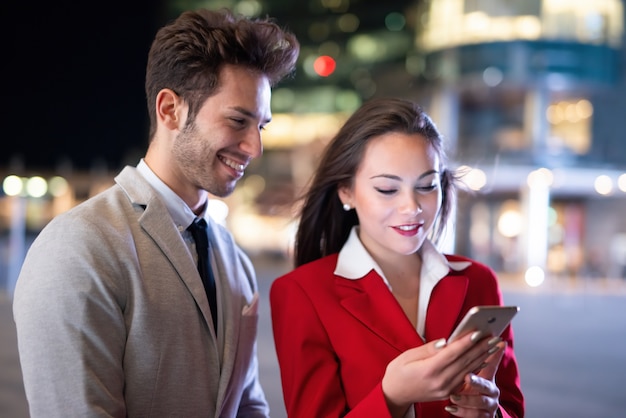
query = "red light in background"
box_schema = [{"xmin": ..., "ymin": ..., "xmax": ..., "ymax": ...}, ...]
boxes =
[{"xmin": 313, "ymin": 55, "xmax": 336, "ymax": 77}]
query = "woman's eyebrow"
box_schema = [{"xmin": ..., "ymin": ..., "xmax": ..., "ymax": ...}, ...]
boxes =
[{"xmin": 370, "ymin": 169, "xmax": 439, "ymax": 181}]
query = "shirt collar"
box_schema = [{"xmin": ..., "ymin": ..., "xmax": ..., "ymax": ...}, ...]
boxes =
[
  {"xmin": 136, "ymin": 159, "xmax": 204, "ymax": 230},
  {"xmin": 335, "ymin": 226, "xmax": 385, "ymax": 280},
  {"xmin": 334, "ymin": 226, "xmax": 471, "ymax": 284},
  {"xmin": 334, "ymin": 226, "xmax": 472, "ymax": 338}
]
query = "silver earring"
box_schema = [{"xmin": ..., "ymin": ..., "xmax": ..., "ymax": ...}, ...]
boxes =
[{"xmin": 342, "ymin": 203, "xmax": 351, "ymax": 211}]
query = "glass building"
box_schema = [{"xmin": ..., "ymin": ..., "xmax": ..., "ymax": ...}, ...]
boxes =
[{"xmin": 410, "ymin": 0, "xmax": 626, "ymax": 283}]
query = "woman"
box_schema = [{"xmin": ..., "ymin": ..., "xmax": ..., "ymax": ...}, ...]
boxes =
[{"xmin": 270, "ymin": 98, "xmax": 524, "ymax": 417}]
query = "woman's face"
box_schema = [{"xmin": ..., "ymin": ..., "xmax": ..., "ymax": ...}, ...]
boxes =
[{"xmin": 339, "ymin": 132, "xmax": 442, "ymax": 261}]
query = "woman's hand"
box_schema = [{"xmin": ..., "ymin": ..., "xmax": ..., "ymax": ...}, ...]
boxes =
[
  {"xmin": 381, "ymin": 333, "xmax": 502, "ymax": 417},
  {"xmin": 444, "ymin": 341, "xmax": 507, "ymax": 418}
]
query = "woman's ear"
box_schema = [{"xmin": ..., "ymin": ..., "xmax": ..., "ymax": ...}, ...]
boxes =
[{"xmin": 337, "ymin": 185, "xmax": 352, "ymax": 207}]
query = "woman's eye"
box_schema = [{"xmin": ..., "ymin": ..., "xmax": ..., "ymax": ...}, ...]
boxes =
[
  {"xmin": 375, "ymin": 188, "xmax": 396, "ymax": 195},
  {"xmin": 416, "ymin": 184, "xmax": 437, "ymax": 192}
]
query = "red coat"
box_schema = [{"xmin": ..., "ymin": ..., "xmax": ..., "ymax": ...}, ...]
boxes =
[{"xmin": 270, "ymin": 253, "xmax": 524, "ymax": 418}]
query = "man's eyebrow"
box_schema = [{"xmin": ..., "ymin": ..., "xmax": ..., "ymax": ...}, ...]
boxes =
[
  {"xmin": 370, "ymin": 169, "xmax": 440, "ymax": 181},
  {"xmin": 231, "ymin": 106, "xmax": 272, "ymax": 124}
]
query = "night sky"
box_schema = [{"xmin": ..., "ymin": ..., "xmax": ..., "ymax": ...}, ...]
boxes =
[
  {"xmin": 2, "ymin": 1, "xmax": 166, "ymax": 172},
  {"xmin": 2, "ymin": 1, "xmax": 415, "ymax": 172}
]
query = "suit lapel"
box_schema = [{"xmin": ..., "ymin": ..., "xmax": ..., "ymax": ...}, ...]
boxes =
[
  {"xmin": 206, "ymin": 223, "xmax": 242, "ymax": 398},
  {"xmin": 141, "ymin": 206, "xmax": 217, "ymax": 328},
  {"xmin": 336, "ymin": 271, "xmax": 423, "ymax": 352},
  {"xmin": 116, "ymin": 167, "xmax": 216, "ymax": 331}
]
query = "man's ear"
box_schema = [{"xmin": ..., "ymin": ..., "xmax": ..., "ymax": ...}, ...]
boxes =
[{"xmin": 156, "ymin": 88, "xmax": 186, "ymax": 130}]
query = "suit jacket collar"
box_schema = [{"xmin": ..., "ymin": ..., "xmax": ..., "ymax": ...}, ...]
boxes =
[{"xmin": 136, "ymin": 158, "xmax": 198, "ymax": 229}]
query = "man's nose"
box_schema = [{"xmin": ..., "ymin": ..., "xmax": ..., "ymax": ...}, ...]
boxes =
[{"xmin": 241, "ymin": 128, "xmax": 263, "ymax": 159}]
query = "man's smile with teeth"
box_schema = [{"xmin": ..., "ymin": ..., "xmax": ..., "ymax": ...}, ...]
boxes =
[{"xmin": 219, "ymin": 155, "xmax": 246, "ymax": 171}]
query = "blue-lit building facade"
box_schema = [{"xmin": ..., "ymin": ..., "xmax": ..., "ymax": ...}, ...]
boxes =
[{"xmin": 411, "ymin": 0, "xmax": 626, "ymax": 283}]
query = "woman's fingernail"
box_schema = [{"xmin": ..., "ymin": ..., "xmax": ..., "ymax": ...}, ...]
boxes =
[
  {"xmin": 470, "ymin": 330, "xmax": 484, "ymax": 342},
  {"xmin": 434, "ymin": 338, "xmax": 447, "ymax": 349},
  {"xmin": 488, "ymin": 336, "xmax": 501, "ymax": 346},
  {"xmin": 444, "ymin": 405, "xmax": 458, "ymax": 413},
  {"xmin": 488, "ymin": 344, "xmax": 502, "ymax": 355},
  {"xmin": 450, "ymin": 394, "xmax": 462, "ymax": 402}
]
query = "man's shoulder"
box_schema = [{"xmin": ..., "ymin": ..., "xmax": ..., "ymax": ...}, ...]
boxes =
[{"xmin": 32, "ymin": 180, "xmax": 133, "ymax": 251}]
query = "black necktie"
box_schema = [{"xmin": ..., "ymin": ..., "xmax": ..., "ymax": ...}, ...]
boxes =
[{"xmin": 187, "ymin": 218, "xmax": 218, "ymax": 332}]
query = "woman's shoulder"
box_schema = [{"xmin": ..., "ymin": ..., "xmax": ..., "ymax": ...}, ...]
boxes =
[
  {"xmin": 275, "ymin": 253, "xmax": 339, "ymax": 284},
  {"xmin": 282, "ymin": 254, "xmax": 338, "ymax": 278}
]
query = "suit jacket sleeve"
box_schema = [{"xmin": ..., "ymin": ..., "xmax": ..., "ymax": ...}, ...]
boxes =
[{"xmin": 13, "ymin": 211, "xmax": 128, "ymax": 417}]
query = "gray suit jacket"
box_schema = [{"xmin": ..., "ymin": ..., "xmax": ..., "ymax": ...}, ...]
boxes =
[{"xmin": 13, "ymin": 166, "xmax": 269, "ymax": 417}]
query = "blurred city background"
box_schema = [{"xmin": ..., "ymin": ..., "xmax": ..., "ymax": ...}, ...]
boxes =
[{"xmin": 2, "ymin": 0, "xmax": 626, "ymax": 417}]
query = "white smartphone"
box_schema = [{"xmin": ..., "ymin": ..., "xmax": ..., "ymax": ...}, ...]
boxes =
[{"xmin": 447, "ymin": 305, "xmax": 519, "ymax": 343}]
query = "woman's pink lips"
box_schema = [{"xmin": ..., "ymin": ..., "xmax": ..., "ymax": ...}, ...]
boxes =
[{"xmin": 392, "ymin": 224, "xmax": 422, "ymax": 237}]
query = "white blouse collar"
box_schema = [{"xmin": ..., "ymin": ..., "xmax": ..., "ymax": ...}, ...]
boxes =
[{"xmin": 334, "ymin": 226, "xmax": 471, "ymax": 338}]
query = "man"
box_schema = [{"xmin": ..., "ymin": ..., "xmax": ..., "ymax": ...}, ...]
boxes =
[{"xmin": 13, "ymin": 8, "xmax": 299, "ymax": 417}]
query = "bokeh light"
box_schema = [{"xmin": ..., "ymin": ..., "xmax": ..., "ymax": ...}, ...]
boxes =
[{"xmin": 313, "ymin": 55, "xmax": 336, "ymax": 77}]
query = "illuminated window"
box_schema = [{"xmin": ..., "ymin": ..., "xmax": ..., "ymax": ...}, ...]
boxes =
[
  {"xmin": 417, "ymin": 0, "xmax": 624, "ymax": 51},
  {"xmin": 545, "ymin": 98, "xmax": 593, "ymax": 154}
]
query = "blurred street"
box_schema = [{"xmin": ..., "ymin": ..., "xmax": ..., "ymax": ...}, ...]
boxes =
[{"xmin": 2, "ymin": 254, "xmax": 626, "ymax": 418}]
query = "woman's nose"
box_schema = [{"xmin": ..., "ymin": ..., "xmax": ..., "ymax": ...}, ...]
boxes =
[{"xmin": 399, "ymin": 194, "xmax": 423, "ymax": 215}]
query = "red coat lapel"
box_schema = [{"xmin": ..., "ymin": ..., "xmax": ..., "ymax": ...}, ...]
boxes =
[
  {"xmin": 424, "ymin": 274, "xmax": 469, "ymax": 341},
  {"xmin": 335, "ymin": 270, "xmax": 423, "ymax": 352}
]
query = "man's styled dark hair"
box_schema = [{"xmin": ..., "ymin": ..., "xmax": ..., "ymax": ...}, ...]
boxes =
[{"xmin": 145, "ymin": 8, "xmax": 300, "ymax": 139}]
